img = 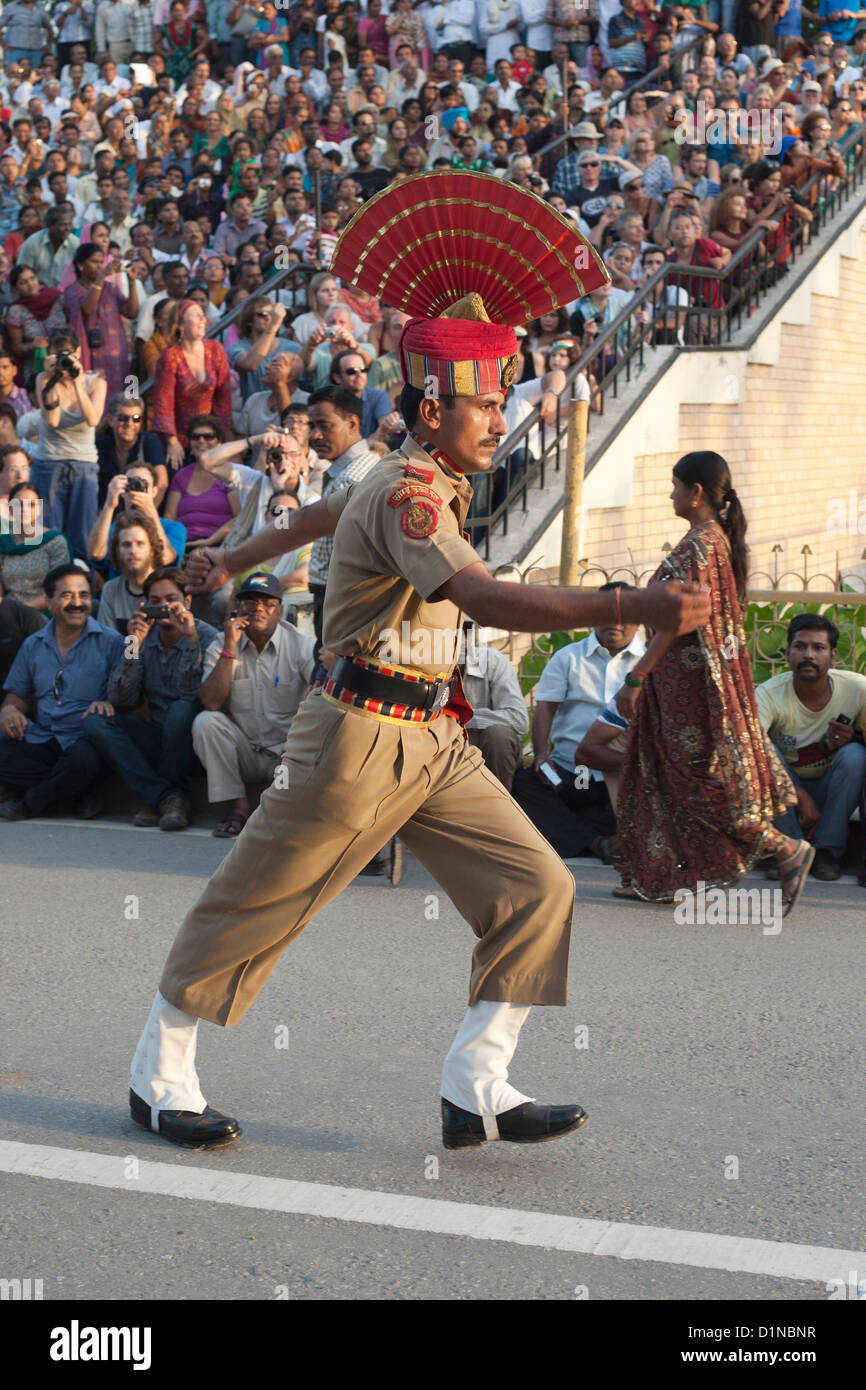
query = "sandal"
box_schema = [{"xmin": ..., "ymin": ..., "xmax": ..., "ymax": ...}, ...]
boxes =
[
  {"xmin": 777, "ymin": 841, "xmax": 815, "ymax": 918},
  {"xmin": 213, "ymin": 811, "xmax": 247, "ymax": 838}
]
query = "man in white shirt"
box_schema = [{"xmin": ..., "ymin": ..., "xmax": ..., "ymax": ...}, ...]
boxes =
[
  {"xmin": 431, "ymin": 0, "xmax": 477, "ymax": 68},
  {"xmin": 443, "ymin": 60, "xmax": 480, "ymax": 111},
  {"xmin": 519, "ymin": 0, "xmax": 554, "ymax": 63},
  {"xmin": 387, "ymin": 48, "xmax": 426, "ymax": 106},
  {"xmin": 60, "ymin": 44, "xmax": 99, "ymax": 86},
  {"xmin": 338, "ymin": 110, "xmax": 386, "ymax": 168},
  {"xmin": 194, "ymin": 572, "xmax": 316, "ymax": 838},
  {"xmin": 173, "ymin": 61, "xmax": 222, "ymax": 113},
  {"xmin": 347, "ymin": 47, "xmax": 390, "ymax": 90},
  {"xmin": 95, "ymin": 0, "xmax": 135, "ymax": 63},
  {"xmin": 460, "ymin": 626, "xmax": 530, "ymax": 792},
  {"xmin": 93, "ymin": 57, "xmax": 132, "ymax": 100},
  {"xmin": 513, "ymin": 588, "xmax": 646, "ymax": 857},
  {"xmin": 490, "ymin": 58, "xmax": 523, "ymax": 111}
]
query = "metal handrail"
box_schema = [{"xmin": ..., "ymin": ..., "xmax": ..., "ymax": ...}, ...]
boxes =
[
  {"xmin": 533, "ymin": 34, "xmax": 705, "ymax": 172},
  {"xmin": 467, "ymin": 119, "xmax": 866, "ymax": 558},
  {"xmin": 135, "ymin": 260, "xmax": 320, "ymax": 398}
]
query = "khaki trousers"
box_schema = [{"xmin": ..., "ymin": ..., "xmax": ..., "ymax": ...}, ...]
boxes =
[
  {"xmin": 160, "ymin": 691, "xmax": 574, "ymax": 1026},
  {"xmin": 192, "ymin": 710, "xmax": 279, "ymax": 803}
]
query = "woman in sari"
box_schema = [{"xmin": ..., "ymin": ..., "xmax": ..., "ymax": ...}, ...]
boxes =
[
  {"xmin": 6, "ymin": 265, "xmax": 67, "ymax": 383},
  {"xmin": 613, "ymin": 452, "xmax": 813, "ymax": 916},
  {"xmin": 62, "ymin": 243, "xmax": 140, "ymax": 419},
  {"xmin": 157, "ymin": 0, "xmax": 207, "ymax": 86},
  {"xmin": 192, "ymin": 110, "xmax": 231, "ymax": 166}
]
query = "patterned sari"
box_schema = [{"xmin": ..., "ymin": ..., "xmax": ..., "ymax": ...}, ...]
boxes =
[{"xmin": 616, "ymin": 521, "xmax": 795, "ymax": 901}]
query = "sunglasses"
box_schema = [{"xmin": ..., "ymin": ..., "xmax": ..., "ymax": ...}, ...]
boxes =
[
  {"xmin": 190, "ymin": 432, "xmax": 217, "ymax": 441},
  {"xmin": 582, "ymin": 160, "xmax": 601, "ymax": 167},
  {"xmin": 342, "ymin": 366, "xmax": 366, "ymax": 375},
  {"xmin": 117, "ymin": 413, "xmax": 141, "ymax": 423},
  {"xmin": 53, "ymin": 668, "xmax": 65, "ymax": 701},
  {"xmin": 239, "ymin": 595, "xmax": 279, "ymax": 608}
]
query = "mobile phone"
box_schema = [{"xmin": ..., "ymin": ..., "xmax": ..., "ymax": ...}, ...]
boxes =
[
  {"xmin": 142, "ymin": 603, "xmax": 171, "ymax": 619},
  {"xmin": 836, "ymin": 714, "xmax": 851, "ymax": 724},
  {"xmin": 538, "ymin": 761, "xmax": 563, "ymax": 787}
]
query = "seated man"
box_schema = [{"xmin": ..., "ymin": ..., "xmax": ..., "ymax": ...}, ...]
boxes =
[
  {"xmin": 0, "ymin": 571, "xmax": 46, "ymax": 688},
  {"xmin": 87, "ymin": 462, "xmax": 186, "ymax": 577},
  {"xmin": 512, "ymin": 582, "xmax": 645, "ymax": 858},
  {"xmin": 96, "ymin": 510, "xmax": 168, "ymax": 635},
  {"xmin": 459, "ymin": 624, "xmax": 529, "ymax": 792},
  {"xmin": 95, "ymin": 393, "xmax": 168, "ymax": 507},
  {"xmin": 575, "ymin": 686, "xmax": 632, "ymax": 816},
  {"xmin": 82, "ymin": 566, "xmax": 218, "ymax": 831},
  {"xmin": 198, "ymin": 428, "xmax": 316, "ymax": 550},
  {"xmin": 193, "ymin": 573, "xmax": 316, "ymax": 838},
  {"xmin": 756, "ymin": 614, "xmax": 866, "ymax": 881},
  {"xmin": 0, "ymin": 563, "xmax": 124, "ymax": 820}
]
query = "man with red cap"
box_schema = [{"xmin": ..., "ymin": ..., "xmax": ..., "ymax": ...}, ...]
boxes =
[{"xmin": 127, "ymin": 173, "xmax": 710, "ymax": 1153}]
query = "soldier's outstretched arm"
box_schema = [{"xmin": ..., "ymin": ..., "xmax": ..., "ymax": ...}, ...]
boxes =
[
  {"xmin": 187, "ymin": 497, "xmax": 337, "ymax": 592},
  {"xmin": 440, "ymin": 562, "xmax": 711, "ymax": 637}
]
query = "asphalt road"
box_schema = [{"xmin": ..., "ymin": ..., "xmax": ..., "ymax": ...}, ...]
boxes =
[{"xmin": 1, "ymin": 817, "xmax": 864, "ymax": 1304}]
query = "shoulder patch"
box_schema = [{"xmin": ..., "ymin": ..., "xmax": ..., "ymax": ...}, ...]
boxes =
[
  {"xmin": 388, "ymin": 482, "xmax": 443, "ymax": 509},
  {"xmin": 400, "ymin": 497, "xmax": 439, "ymax": 539},
  {"xmin": 403, "ymin": 463, "xmax": 436, "ymax": 484}
]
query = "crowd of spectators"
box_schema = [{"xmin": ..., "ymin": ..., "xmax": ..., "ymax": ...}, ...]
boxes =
[{"xmin": 0, "ymin": 1, "xmax": 863, "ymax": 865}]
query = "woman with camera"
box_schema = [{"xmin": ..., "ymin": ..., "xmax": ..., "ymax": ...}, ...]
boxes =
[
  {"xmin": 31, "ymin": 329, "xmax": 107, "ymax": 559},
  {"xmin": 62, "ymin": 242, "xmax": 141, "ymax": 414}
]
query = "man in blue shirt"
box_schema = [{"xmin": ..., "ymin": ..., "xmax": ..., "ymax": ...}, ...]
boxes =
[
  {"xmin": 0, "ymin": 563, "xmax": 124, "ymax": 819},
  {"xmin": 817, "ymin": 0, "xmax": 866, "ymax": 43},
  {"xmin": 328, "ymin": 351, "xmax": 399, "ymax": 442}
]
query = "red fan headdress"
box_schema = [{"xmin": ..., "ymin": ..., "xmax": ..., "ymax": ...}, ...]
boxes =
[{"xmin": 331, "ymin": 169, "xmax": 609, "ymax": 396}]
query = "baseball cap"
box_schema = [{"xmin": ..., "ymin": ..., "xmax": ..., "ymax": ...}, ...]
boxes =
[
  {"xmin": 801, "ymin": 80, "xmax": 823, "ymax": 93},
  {"xmin": 760, "ymin": 57, "xmax": 784, "ymax": 76},
  {"xmin": 569, "ymin": 120, "xmax": 601, "ymax": 139},
  {"xmin": 236, "ymin": 572, "xmax": 283, "ymax": 601}
]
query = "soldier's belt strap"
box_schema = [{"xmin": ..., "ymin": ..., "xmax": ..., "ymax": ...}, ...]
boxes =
[{"xmin": 327, "ymin": 657, "xmax": 456, "ymax": 720}]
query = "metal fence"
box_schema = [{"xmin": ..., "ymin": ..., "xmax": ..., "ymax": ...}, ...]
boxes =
[
  {"xmin": 533, "ymin": 34, "xmax": 705, "ymax": 180},
  {"xmin": 466, "ymin": 119, "xmax": 866, "ymax": 559},
  {"xmin": 483, "ymin": 559, "xmax": 866, "ymax": 707},
  {"xmin": 135, "ymin": 259, "xmax": 321, "ymax": 401}
]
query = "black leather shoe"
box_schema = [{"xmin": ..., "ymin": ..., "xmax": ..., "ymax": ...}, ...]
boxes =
[
  {"xmin": 442, "ymin": 1098, "xmax": 588, "ymax": 1149},
  {"xmin": 810, "ymin": 848, "xmax": 841, "ymax": 881},
  {"xmin": 129, "ymin": 1088, "xmax": 242, "ymax": 1150}
]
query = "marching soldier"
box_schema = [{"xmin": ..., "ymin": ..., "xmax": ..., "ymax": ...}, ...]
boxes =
[{"xmin": 128, "ymin": 174, "xmax": 710, "ymax": 1151}]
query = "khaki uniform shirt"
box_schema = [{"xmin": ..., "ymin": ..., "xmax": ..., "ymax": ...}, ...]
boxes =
[
  {"xmin": 201, "ymin": 620, "xmax": 317, "ymax": 755},
  {"xmin": 322, "ymin": 435, "xmax": 481, "ymax": 680}
]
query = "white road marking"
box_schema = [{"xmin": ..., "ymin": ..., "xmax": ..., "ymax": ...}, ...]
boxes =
[{"xmin": 0, "ymin": 1140, "xmax": 860, "ymax": 1284}]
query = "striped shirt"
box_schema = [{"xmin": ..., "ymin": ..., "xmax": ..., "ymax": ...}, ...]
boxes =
[{"xmin": 308, "ymin": 440, "xmax": 380, "ymax": 588}]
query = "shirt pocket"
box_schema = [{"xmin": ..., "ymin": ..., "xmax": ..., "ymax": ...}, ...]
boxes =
[{"xmin": 266, "ymin": 680, "xmax": 301, "ymax": 721}]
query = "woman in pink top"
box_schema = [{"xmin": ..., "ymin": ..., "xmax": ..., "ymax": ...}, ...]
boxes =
[{"xmin": 163, "ymin": 414, "xmax": 240, "ymax": 547}]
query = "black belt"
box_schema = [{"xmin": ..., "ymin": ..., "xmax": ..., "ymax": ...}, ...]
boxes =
[{"xmin": 330, "ymin": 657, "xmax": 456, "ymax": 713}]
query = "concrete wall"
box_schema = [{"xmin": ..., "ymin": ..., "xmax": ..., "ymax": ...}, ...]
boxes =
[{"xmin": 522, "ymin": 209, "xmax": 866, "ymax": 588}]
